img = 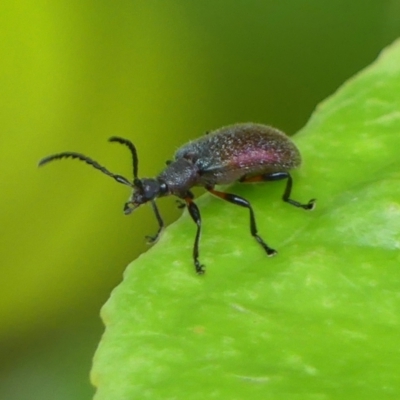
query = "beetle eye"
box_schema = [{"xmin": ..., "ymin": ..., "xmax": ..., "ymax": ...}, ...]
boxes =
[{"xmin": 134, "ymin": 178, "xmax": 143, "ymax": 189}]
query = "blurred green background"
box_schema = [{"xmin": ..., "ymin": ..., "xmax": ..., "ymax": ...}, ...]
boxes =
[{"xmin": 1, "ymin": 1, "xmax": 400, "ymax": 399}]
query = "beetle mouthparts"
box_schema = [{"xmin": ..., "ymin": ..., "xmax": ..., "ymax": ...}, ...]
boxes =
[{"xmin": 123, "ymin": 202, "xmax": 138, "ymax": 215}]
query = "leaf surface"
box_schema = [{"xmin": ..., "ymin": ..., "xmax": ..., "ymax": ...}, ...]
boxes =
[{"xmin": 92, "ymin": 39, "xmax": 400, "ymax": 400}]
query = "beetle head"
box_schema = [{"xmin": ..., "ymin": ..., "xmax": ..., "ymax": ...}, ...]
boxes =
[
  {"xmin": 124, "ymin": 178, "xmax": 166, "ymax": 214},
  {"xmin": 38, "ymin": 136, "xmax": 168, "ymax": 216}
]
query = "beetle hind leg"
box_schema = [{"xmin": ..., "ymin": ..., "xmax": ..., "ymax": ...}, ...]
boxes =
[{"xmin": 241, "ymin": 171, "xmax": 315, "ymax": 210}]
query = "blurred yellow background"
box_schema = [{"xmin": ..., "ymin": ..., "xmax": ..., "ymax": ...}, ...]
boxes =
[{"xmin": 1, "ymin": 1, "xmax": 400, "ymax": 398}]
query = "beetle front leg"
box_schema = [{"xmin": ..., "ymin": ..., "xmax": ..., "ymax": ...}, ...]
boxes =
[
  {"xmin": 184, "ymin": 196, "xmax": 205, "ymax": 275},
  {"xmin": 145, "ymin": 200, "xmax": 164, "ymax": 244}
]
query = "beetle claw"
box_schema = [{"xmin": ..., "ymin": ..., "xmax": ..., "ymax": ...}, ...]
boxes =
[
  {"xmin": 306, "ymin": 198, "xmax": 317, "ymax": 210},
  {"xmin": 145, "ymin": 234, "xmax": 158, "ymax": 244},
  {"xmin": 195, "ymin": 262, "xmax": 206, "ymax": 275}
]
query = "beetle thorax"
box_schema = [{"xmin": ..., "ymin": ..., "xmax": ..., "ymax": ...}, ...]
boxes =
[{"xmin": 157, "ymin": 158, "xmax": 199, "ymax": 197}]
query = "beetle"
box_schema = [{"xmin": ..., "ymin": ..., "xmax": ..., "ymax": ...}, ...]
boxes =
[{"xmin": 39, "ymin": 122, "xmax": 315, "ymax": 274}]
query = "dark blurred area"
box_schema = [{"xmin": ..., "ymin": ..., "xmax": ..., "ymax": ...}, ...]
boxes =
[{"xmin": 1, "ymin": 1, "xmax": 400, "ymax": 399}]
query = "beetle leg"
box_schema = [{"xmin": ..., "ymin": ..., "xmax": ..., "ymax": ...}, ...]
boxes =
[
  {"xmin": 176, "ymin": 190, "xmax": 194, "ymax": 209},
  {"xmin": 184, "ymin": 196, "xmax": 205, "ymax": 274},
  {"xmin": 207, "ymin": 188, "xmax": 277, "ymax": 257},
  {"xmin": 145, "ymin": 200, "xmax": 164, "ymax": 244},
  {"xmin": 176, "ymin": 199, "xmax": 186, "ymax": 209},
  {"xmin": 241, "ymin": 172, "xmax": 315, "ymax": 210}
]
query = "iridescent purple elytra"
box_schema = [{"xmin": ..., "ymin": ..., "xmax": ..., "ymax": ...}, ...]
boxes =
[{"xmin": 39, "ymin": 122, "xmax": 315, "ymax": 274}]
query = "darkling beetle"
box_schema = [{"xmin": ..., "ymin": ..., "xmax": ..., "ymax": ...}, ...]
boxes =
[{"xmin": 39, "ymin": 123, "xmax": 315, "ymax": 274}]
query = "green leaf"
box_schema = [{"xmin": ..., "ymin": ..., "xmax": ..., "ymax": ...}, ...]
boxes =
[{"xmin": 92, "ymin": 40, "xmax": 400, "ymax": 399}]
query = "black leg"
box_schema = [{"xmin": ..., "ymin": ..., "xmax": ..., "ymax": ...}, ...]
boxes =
[
  {"xmin": 208, "ymin": 188, "xmax": 277, "ymax": 256},
  {"xmin": 145, "ymin": 200, "xmax": 164, "ymax": 244},
  {"xmin": 241, "ymin": 171, "xmax": 315, "ymax": 210},
  {"xmin": 176, "ymin": 200, "xmax": 186, "ymax": 209},
  {"xmin": 184, "ymin": 197, "xmax": 204, "ymax": 274},
  {"xmin": 176, "ymin": 190, "xmax": 194, "ymax": 209}
]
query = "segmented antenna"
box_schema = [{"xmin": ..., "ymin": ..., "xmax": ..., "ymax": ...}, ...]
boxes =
[
  {"xmin": 108, "ymin": 137, "xmax": 139, "ymax": 180},
  {"xmin": 38, "ymin": 152, "xmax": 131, "ymax": 186}
]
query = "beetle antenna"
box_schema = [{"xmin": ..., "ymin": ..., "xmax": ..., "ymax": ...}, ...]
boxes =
[
  {"xmin": 38, "ymin": 152, "xmax": 132, "ymax": 186},
  {"xmin": 108, "ymin": 137, "xmax": 139, "ymax": 179}
]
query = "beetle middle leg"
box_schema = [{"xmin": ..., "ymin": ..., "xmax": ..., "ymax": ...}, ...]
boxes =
[
  {"xmin": 184, "ymin": 195, "xmax": 205, "ymax": 275},
  {"xmin": 241, "ymin": 172, "xmax": 315, "ymax": 210},
  {"xmin": 207, "ymin": 188, "xmax": 277, "ymax": 257},
  {"xmin": 176, "ymin": 190, "xmax": 194, "ymax": 209}
]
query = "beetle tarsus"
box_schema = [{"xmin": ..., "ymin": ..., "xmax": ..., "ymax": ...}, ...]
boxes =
[
  {"xmin": 145, "ymin": 234, "xmax": 159, "ymax": 244},
  {"xmin": 195, "ymin": 261, "xmax": 206, "ymax": 275},
  {"xmin": 285, "ymin": 197, "xmax": 316, "ymax": 210},
  {"xmin": 305, "ymin": 198, "xmax": 316, "ymax": 210},
  {"xmin": 255, "ymin": 235, "xmax": 277, "ymax": 256}
]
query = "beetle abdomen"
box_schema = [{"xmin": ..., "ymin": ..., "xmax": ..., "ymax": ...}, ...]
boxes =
[{"xmin": 175, "ymin": 123, "xmax": 301, "ymax": 185}]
